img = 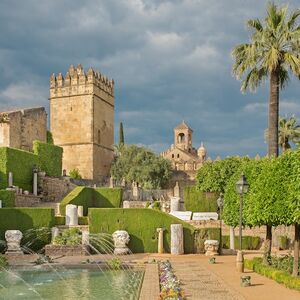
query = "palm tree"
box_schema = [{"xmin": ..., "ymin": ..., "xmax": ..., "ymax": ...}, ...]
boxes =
[
  {"xmin": 265, "ymin": 116, "xmax": 300, "ymax": 152},
  {"xmin": 232, "ymin": 2, "xmax": 300, "ymax": 259}
]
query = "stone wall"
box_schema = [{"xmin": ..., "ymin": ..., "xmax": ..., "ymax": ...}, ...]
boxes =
[
  {"xmin": 15, "ymin": 194, "xmax": 41, "ymax": 207},
  {"xmin": 0, "ymin": 107, "xmax": 47, "ymax": 151},
  {"xmin": 40, "ymin": 176, "xmax": 77, "ymax": 202},
  {"xmin": 49, "ymin": 65, "xmax": 114, "ymax": 181}
]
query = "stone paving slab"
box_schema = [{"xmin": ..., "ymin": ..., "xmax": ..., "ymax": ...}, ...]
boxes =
[{"xmin": 139, "ymin": 263, "xmax": 159, "ymax": 300}]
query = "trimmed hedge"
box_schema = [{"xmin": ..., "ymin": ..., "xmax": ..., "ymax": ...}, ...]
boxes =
[
  {"xmin": 33, "ymin": 140, "xmax": 63, "ymax": 177},
  {"xmin": 0, "ymin": 208, "xmax": 55, "ymax": 240},
  {"xmin": 89, "ymin": 208, "xmax": 196, "ymax": 253},
  {"xmin": 0, "ymin": 190, "xmax": 15, "ymax": 207},
  {"xmin": 94, "ymin": 188, "xmax": 123, "ymax": 208},
  {"xmin": 60, "ymin": 187, "xmax": 123, "ymax": 216},
  {"xmin": 5, "ymin": 147, "xmax": 38, "ymax": 192},
  {"xmin": 54, "ymin": 216, "xmax": 88, "ymax": 225},
  {"xmin": 184, "ymin": 186, "xmax": 218, "ymax": 212},
  {"xmin": 245, "ymin": 257, "xmax": 300, "ymax": 291},
  {"xmin": 222, "ymin": 235, "xmax": 261, "ymax": 250}
]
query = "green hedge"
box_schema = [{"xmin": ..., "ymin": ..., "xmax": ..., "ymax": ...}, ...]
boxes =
[
  {"xmin": 184, "ymin": 186, "xmax": 218, "ymax": 212},
  {"xmin": 3, "ymin": 147, "xmax": 38, "ymax": 192},
  {"xmin": 94, "ymin": 188, "xmax": 123, "ymax": 208},
  {"xmin": 54, "ymin": 216, "xmax": 88, "ymax": 225},
  {"xmin": 60, "ymin": 187, "xmax": 123, "ymax": 216},
  {"xmin": 0, "ymin": 190, "xmax": 15, "ymax": 207},
  {"xmin": 89, "ymin": 208, "xmax": 196, "ymax": 253},
  {"xmin": 33, "ymin": 141, "xmax": 63, "ymax": 177},
  {"xmin": 194, "ymin": 228, "xmax": 221, "ymax": 253},
  {"xmin": 245, "ymin": 257, "xmax": 300, "ymax": 291},
  {"xmin": 222, "ymin": 235, "xmax": 261, "ymax": 250},
  {"xmin": 0, "ymin": 208, "xmax": 55, "ymax": 240}
]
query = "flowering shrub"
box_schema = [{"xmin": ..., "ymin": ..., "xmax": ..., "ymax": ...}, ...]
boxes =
[{"xmin": 158, "ymin": 261, "xmax": 186, "ymax": 300}]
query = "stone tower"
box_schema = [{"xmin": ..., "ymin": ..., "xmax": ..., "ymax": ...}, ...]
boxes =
[
  {"xmin": 174, "ymin": 121, "xmax": 193, "ymax": 152},
  {"xmin": 49, "ymin": 64, "xmax": 114, "ymax": 181}
]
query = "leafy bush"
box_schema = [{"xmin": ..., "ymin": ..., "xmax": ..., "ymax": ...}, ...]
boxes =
[
  {"xmin": 53, "ymin": 228, "xmax": 82, "ymax": 246},
  {"xmin": 194, "ymin": 228, "xmax": 221, "ymax": 253},
  {"xmin": 22, "ymin": 227, "xmax": 51, "ymax": 253},
  {"xmin": 89, "ymin": 208, "xmax": 196, "ymax": 253},
  {"xmin": 222, "ymin": 235, "xmax": 261, "ymax": 250},
  {"xmin": 268, "ymin": 255, "xmax": 296, "ymax": 274},
  {"xmin": 33, "ymin": 141, "xmax": 63, "ymax": 177},
  {"xmin": 47, "ymin": 131, "xmax": 54, "ymax": 144},
  {"xmin": 278, "ymin": 235, "xmax": 289, "ymax": 250},
  {"xmin": 0, "ymin": 190, "xmax": 15, "ymax": 207},
  {"xmin": 107, "ymin": 258, "xmax": 122, "ymax": 270},
  {"xmin": 184, "ymin": 187, "xmax": 218, "ymax": 212},
  {"xmin": 69, "ymin": 168, "xmax": 82, "ymax": 179},
  {"xmin": 245, "ymin": 257, "xmax": 300, "ymax": 291},
  {"xmin": 0, "ymin": 255, "xmax": 8, "ymax": 268},
  {"xmin": 145, "ymin": 201, "xmax": 161, "ymax": 210}
]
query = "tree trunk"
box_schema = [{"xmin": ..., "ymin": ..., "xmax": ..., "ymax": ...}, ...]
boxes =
[
  {"xmin": 292, "ymin": 223, "xmax": 299, "ymax": 277},
  {"xmin": 268, "ymin": 70, "xmax": 279, "ymax": 157},
  {"xmin": 263, "ymin": 225, "xmax": 272, "ymax": 264}
]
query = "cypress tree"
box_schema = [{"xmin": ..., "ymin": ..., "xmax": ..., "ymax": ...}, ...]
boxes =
[{"xmin": 119, "ymin": 122, "xmax": 124, "ymax": 146}]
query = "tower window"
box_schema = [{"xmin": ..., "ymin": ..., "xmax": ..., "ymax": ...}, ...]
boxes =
[
  {"xmin": 97, "ymin": 130, "xmax": 101, "ymax": 144},
  {"xmin": 177, "ymin": 154, "xmax": 180, "ymax": 158},
  {"xmin": 70, "ymin": 106, "xmax": 72, "ymax": 111},
  {"xmin": 172, "ymin": 154, "xmax": 174, "ymax": 158},
  {"xmin": 178, "ymin": 133, "xmax": 185, "ymax": 143}
]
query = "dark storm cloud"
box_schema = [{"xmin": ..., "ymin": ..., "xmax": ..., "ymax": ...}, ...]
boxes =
[{"xmin": 0, "ymin": 0, "xmax": 299, "ymax": 158}]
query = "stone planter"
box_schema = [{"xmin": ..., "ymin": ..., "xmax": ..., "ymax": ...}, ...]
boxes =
[
  {"xmin": 45, "ymin": 244, "xmax": 88, "ymax": 256},
  {"xmin": 204, "ymin": 240, "xmax": 219, "ymax": 256},
  {"xmin": 240, "ymin": 275, "xmax": 251, "ymax": 287},
  {"xmin": 5, "ymin": 230, "xmax": 23, "ymax": 255},
  {"xmin": 112, "ymin": 230, "xmax": 130, "ymax": 255},
  {"xmin": 208, "ymin": 257, "xmax": 216, "ymax": 264}
]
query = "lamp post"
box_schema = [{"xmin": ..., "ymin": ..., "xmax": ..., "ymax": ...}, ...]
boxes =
[
  {"xmin": 217, "ymin": 193, "xmax": 224, "ymax": 255},
  {"xmin": 235, "ymin": 172, "xmax": 249, "ymax": 272}
]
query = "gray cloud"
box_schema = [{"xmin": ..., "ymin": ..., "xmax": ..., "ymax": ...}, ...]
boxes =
[{"xmin": 0, "ymin": 0, "xmax": 299, "ymax": 158}]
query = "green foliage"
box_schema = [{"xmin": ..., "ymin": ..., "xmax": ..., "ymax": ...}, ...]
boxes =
[
  {"xmin": 47, "ymin": 131, "xmax": 54, "ymax": 144},
  {"xmin": 221, "ymin": 236, "xmax": 261, "ymax": 250},
  {"xmin": 107, "ymin": 258, "xmax": 122, "ymax": 270},
  {"xmin": 119, "ymin": 122, "xmax": 124, "ymax": 146},
  {"xmin": 145, "ymin": 201, "xmax": 161, "ymax": 210},
  {"xmin": 194, "ymin": 228, "xmax": 221, "ymax": 253},
  {"xmin": 0, "ymin": 147, "xmax": 38, "ymax": 192},
  {"xmin": 34, "ymin": 255, "xmax": 54, "ymax": 265},
  {"xmin": 22, "ymin": 227, "xmax": 51, "ymax": 253},
  {"xmin": 89, "ymin": 208, "xmax": 195, "ymax": 253},
  {"xmin": 0, "ymin": 255, "xmax": 8, "ymax": 268},
  {"xmin": 278, "ymin": 235, "xmax": 289, "ymax": 250},
  {"xmin": 0, "ymin": 208, "xmax": 55, "ymax": 241},
  {"xmin": 60, "ymin": 187, "xmax": 123, "ymax": 216},
  {"xmin": 33, "ymin": 141, "xmax": 63, "ymax": 177},
  {"xmin": 223, "ymin": 158, "xmax": 266, "ymax": 227},
  {"xmin": 196, "ymin": 157, "xmax": 248, "ymax": 193},
  {"xmin": 245, "ymin": 257, "xmax": 300, "ymax": 291},
  {"xmin": 268, "ymin": 255, "xmax": 297, "ymax": 274},
  {"xmin": 184, "ymin": 187, "xmax": 218, "ymax": 212},
  {"xmin": 69, "ymin": 168, "xmax": 82, "ymax": 179},
  {"xmin": 0, "ymin": 190, "xmax": 15, "ymax": 207},
  {"xmin": 110, "ymin": 144, "xmax": 172, "ymax": 189},
  {"xmin": 53, "ymin": 228, "xmax": 82, "ymax": 246}
]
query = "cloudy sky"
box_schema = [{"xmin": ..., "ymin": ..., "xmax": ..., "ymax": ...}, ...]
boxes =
[{"xmin": 0, "ymin": 0, "xmax": 299, "ymax": 158}]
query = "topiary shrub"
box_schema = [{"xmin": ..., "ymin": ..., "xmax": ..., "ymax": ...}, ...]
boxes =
[
  {"xmin": 278, "ymin": 235, "xmax": 289, "ymax": 250},
  {"xmin": 221, "ymin": 235, "xmax": 261, "ymax": 250},
  {"xmin": 0, "ymin": 190, "xmax": 15, "ymax": 207},
  {"xmin": 69, "ymin": 168, "xmax": 82, "ymax": 179}
]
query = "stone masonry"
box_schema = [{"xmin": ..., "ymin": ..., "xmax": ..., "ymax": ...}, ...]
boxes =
[
  {"xmin": 0, "ymin": 107, "xmax": 47, "ymax": 151},
  {"xmin": 49, "ymin": 64, "xmax": 115, "ymax": 181}
]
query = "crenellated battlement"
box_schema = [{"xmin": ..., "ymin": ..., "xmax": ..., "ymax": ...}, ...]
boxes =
[{"xmin": 50, "ymin": 64, "xmax": 114, "ymax": 98}]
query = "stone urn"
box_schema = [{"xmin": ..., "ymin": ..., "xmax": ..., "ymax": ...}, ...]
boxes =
[
  {"xmin": 5, "ymin": 230, "xmax": 24, "ymax": 255},
  {"xmin": 112, "ymin": 230, "xmax": 130, "ymax": 255},
  {"xmin": 204, "ymin": 240, "xmax": 219, "ymax": 256}
]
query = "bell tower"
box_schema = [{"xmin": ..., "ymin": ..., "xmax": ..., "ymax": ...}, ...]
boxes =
[{"xmin": 174, "ymin": 121, "xmax": 193, "ymax": 151}]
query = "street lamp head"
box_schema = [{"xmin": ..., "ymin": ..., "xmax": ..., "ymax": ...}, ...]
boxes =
[
  {"xmin": 217, "ymin": 193, "xmax": 224, "ymax": 209},
  {"xmin": 235, "ymin": 172, "xmax": 249, "ymax": 195}
]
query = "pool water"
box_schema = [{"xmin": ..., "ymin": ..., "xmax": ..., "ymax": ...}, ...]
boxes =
[{"xmin": 0, "ymin": 268, "xmax": 143, "ymax": 300}]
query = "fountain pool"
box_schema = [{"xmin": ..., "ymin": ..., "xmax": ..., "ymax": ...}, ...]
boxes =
[{"xmin": 0, "ymin": 267, "xmax": 144, "ymax": 300}]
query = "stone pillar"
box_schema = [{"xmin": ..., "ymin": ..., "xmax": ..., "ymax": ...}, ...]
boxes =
[
  {"xmin": 171, "ymin": 224, "xmax": 184, "ymax": 255},
  {"xmin": 8, "ymin": 172, "xmax": 13, "ymax": 187},
  {"xmin": 170, "ymin": 197, "xmax": 180, "ymax": 212},
  {"xmin": 174, "ymin": 181, "xmax": 180, "ymax": 198},
  {"xmin": 51, "ymin": 227, "xmax": 59, "ymax": 243},
  {"xmin": 82, "ymin": 231, "xmax": 89, "ymax": 246},
  {"xmin": 33, "ymin": 172, "xmax": 38, "ymax": 196},
  {"xmin": 132, "ymin": 181, "xmax": 139, "ymax": 200},
  {"xmin": 236, "ymin": 250, "xmax": 244, "ymax": 273},
  {"xmin": 5, "ymin": 230, "xmax": 23, "ymax": 255},
  {"xmin": 65, "ymin": 204, "xmax": 78, "ymax": 226},
  {"xmin": 121, "ymin": 178, "xmax": 126, "ymax": 187},
  {"xmin": 109, "ymin": 176, "xmax": 114, "ymax": 188},
  {"xmin": 123, "ymin": 201, "xmax": 130, "ymax": 208},
  {"xmin": 157, "ymin": 228, "xmax": 165, "ymax": 254},
  {"xmin": 0, "ymin": 200, "xmax": 2, "ymax": 208},
  {"xmin": 230, "ymin": 226, "xmax": 235, "ymax": 250},
  {"xmin": 78, "ymin": 206, "xmax": 84, "ymax": 217}
]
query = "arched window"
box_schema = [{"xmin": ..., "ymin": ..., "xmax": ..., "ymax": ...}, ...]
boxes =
[
  {"xmin": 97, "ymin": 130, "xmax": 101, "ymax": 144},
  {"xmin": 172, "ymin": 154, "xmax": 174, "ymax": 158},
  {"xmin": 177, "ymin": 154, "xmax": 180, "ymax": 158},
  {"xmin": 178, "ymin": 133, "xmax": 185, "ymax": 143}
]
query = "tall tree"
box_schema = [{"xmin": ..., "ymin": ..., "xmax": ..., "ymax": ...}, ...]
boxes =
[
  {"xmin": 265, "ymin": 116, "xmax": 300, "ymax": 152},
  {"xmin": 119, "ymin": 122, "xmax": 124, "ymax": 146},
  {"xmin": 232, "ymin": 2, "xmax": 300, "ymax": 258}
]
